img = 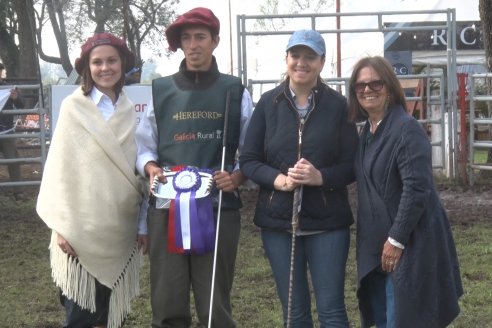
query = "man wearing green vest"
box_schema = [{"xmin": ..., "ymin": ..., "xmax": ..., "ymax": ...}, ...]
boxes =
[{"xmin": 136, "ymin": 7, "xmax": 253, "ymax": 328}]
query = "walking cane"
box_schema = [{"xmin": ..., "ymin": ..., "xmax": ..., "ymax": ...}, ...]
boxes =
[
  {"xmin": 286, "ymin": 118, "xmax": 305, "ymax": 328},
  {"xmin": 208, "ymin": 91, "xmax": 231, "ymax": 328}
]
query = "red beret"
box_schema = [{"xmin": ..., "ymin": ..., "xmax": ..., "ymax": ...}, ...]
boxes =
[
  {"xmin": 165, "ymin": 7, "xmax": 220, "ymax": 52},
  {"xmin": 74, "ymin": 32, "xmax": 135, "ymax": 75}
]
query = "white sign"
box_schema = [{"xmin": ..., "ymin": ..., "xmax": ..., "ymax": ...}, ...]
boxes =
[{"xmin": 50, "ymin": 85, "xmax": 152, "ymax": 132}]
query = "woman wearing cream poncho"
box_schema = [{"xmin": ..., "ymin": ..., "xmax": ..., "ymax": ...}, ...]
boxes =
[{"xmin": 37, "ymin": 32, "xmax": 146, "ymax": 328}]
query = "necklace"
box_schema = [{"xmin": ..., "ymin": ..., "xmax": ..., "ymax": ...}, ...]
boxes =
[{"xmin": 369, "ymin": 118, "xmax": 382, "ymax": 134}]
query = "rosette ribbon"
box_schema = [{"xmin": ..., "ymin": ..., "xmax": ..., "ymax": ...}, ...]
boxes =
[{"xmin": 167, "ymin": 166, "xmax": 215, "ymax": 255}]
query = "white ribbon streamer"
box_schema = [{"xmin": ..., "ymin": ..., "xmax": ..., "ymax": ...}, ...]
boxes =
[{"xmin": 179, "ymin": 192, "xmax": 192, "ymax": 250}]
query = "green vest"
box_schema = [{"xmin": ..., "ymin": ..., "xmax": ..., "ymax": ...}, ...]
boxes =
[{"xmin": 152, "ymin": 74, "xmax": 243, "ymax": 209}]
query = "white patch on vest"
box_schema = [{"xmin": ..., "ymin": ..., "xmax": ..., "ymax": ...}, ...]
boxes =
[{"xmin": 197, "ymin": 131, "xmax": 220, "ymax": 139}]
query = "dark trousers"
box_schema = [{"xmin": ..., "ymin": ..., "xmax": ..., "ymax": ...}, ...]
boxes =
[
  {"xmin": 60, "ymin": 279, "xmax": 112, "ymax": 328},
  {"xmin": 148, "ymin": 206, "xmax": 241, "ymax": 328},
  {"xmin": 0, "ymin": 138, "xmax": 20, "ymax": 181}
]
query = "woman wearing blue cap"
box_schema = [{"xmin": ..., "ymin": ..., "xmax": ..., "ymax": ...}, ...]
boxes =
[{"xmin": 240, "ymin": 29, "xmax": 358, "ymax": 327}]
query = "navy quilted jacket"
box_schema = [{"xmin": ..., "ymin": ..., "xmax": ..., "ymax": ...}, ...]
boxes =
[{"xmin": 240, "ymin": 79, "xmax": 358, "ymax": 231}]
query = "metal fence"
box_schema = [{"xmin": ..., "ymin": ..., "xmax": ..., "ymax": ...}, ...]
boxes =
[
  {"xmin": 0, "ymin": 84, "xmax": 47, "ymax": 187},
  {"xmin": 468, "ymin": 73, "xmax": 492, "ymax": 185},
  {"xmin": 248, "ymin": 73, "xmax": 448, "ymax": 172},
  {"xmin": 0, "ymin": 9, "xmax": 466, "ymax": 185},
  {"xmin": 237, "ymin": 9, "xmax": 458, "ymax": 177}
]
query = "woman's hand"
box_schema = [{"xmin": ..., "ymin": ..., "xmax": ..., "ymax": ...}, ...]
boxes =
[
  {"xmin": 274, "ymin": 174, "xmax": 298, "ymax": 191},
  {"xmin": 137, "ymin": 234, "xmax": 148, "ymax": 255},
  {"xmin": 287, "ymin": 158, "xmax": 323, "ymax": 186},
  {"xmin": 56, "ymin": 232, "xmax": 77, "ymax": 257},
  {"xmin": 381, "ymin": 240, "xmax": 403, "ymax": 272}
]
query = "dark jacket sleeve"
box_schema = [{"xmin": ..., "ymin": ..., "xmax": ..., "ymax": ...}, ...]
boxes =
[
  {"xmin": 319, "ymin": 106, "xmax": 358, "ymax": 190},
  {"xmin": 11, "ymin": 96, "xmax": 23, "ymax": 109},
  {"xmin": 239, "ymin": 96, "xmax": 280, "ymax": 190},
  {"xmin": 388, "ymin": 119, "xmax": 432, "ymax": 244}
]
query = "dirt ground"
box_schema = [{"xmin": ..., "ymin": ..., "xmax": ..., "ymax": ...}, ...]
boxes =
[
  {"xmin": 1, "ymin": 160, "xmax": 492, "ymax": 225},
  {"xmin": 1, "ymin": 162, "xmax": 491, "ymax": 327},
  {"xmin": 436, "ymin": 182, "xmax": 492, "ymax": 226},
  {"xmin": 2, "ymin": 142, "xmax": 492, "ymax": 222}
]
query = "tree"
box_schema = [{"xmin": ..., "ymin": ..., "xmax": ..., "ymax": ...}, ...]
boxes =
[
  {"xmin": 256, "ymin": 0, "xmax": 333, "ymax": 31},
  {"xmin": 34, "ymin": 0, "xmax": 176, "ymax": 76},
  {"xmin": 478, "ymin": 0, "xmax": 492, "ymax": 174},
  {"xmin": 121, "ymin": 0, "xmax": 176, "ymax": 65},
  {"xmin": 35, "ymin": 0, "xmax": 73, "ymax": 76},
  {"xmin": 479, "ymin": 0, "xmax": 491, "ymax": 71},
  {"xmin": 0, "ymin": 0, "xmax": 38, "ymax": 80},
  {"xmin": 0, "ymin": 2, "xmax": 21, "ymax": 76}
]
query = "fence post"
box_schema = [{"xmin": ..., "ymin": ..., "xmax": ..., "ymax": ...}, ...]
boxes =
[{"xmin": 457, "ymin": 73, "xmax": 468, "ymax": 185}]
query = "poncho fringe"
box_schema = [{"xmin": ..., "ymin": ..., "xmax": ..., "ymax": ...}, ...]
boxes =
[{"xmin": 49, "ymin": 232, "xmax": 143, "ymax": 328}]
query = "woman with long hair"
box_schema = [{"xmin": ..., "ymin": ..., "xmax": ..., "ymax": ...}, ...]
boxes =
[
  {"xmin": 37, "ymin": 32, "xmax": 146, "ymax": 328},
  {"xmin": 348, "ymin": 56, "xmax": 462, "ymax": 328}
]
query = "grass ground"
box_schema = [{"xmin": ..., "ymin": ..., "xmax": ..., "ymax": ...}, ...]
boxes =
[
  {"xmin": 0, "ymin": 183, "xmax": 491, "ymax": 328},
  {"xmin": 474, "ymin": 150, "xmax": 488, "ymax": 164}
]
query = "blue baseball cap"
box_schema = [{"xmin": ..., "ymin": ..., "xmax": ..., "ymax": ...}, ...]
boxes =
[{"xmin": 286, "ymin": 29, "xmax": 325, "ymax": 56}]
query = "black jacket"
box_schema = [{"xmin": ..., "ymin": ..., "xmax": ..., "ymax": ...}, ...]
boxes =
[
  {"xmin": 240, "ymin": 79, "xmax": 358, "ymax": 231},
  {"xmin": 355, "ymin": 105, "xmax": 463, "ymax": 327}
]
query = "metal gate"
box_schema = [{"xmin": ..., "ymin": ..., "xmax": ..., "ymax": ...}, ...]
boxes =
[
  {"xmin": 468, "ymin": 73, "xmax": 492, "ymax": 185},
  {"xmin": 0, "ymin": 84, "xmax": 47, "ymax": 188},
  {"xmin": 236, "ymin": 9, "xmax": 459, "ymax": 178}
]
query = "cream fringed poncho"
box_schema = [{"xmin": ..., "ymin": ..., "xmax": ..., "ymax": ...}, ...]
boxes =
[{"xmin": 37, "ymin": 87, "xmax": 143, "ymax": 328}]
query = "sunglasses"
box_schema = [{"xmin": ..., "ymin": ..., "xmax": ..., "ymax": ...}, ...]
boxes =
[{"xmin": 353, "ymin": 80, "xmax": 385, "ymax": 93}]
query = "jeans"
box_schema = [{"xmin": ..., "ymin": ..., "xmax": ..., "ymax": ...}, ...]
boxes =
[
  {"xmin": 364, "ymin": 269, "xmax": 395, "ymax": 328},
  {"xmin": 261, "ymin": 228, "xmax": 350, "ymax": 328}
]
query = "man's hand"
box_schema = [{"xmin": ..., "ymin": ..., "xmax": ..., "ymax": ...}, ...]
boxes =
[
  {"xmin": 214, "ymin": 170, "xmax": 244, "ymax": 192},
  {"xmin": 144, "ymin": 161, "xmax": 166, "ymax": 192}
]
